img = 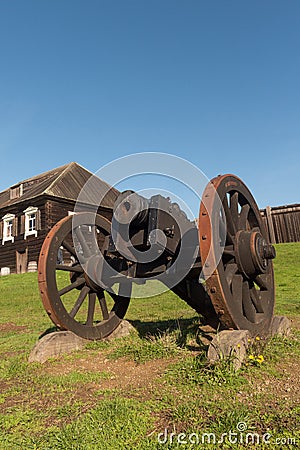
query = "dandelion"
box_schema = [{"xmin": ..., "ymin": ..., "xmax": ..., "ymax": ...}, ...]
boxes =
[{"xmin": 256, "ymin": 355, "xmax": 264, "ymax": 364}]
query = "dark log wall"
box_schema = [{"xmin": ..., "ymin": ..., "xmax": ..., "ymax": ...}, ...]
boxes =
[
  {"xmin": 0, "ymin": 196, "xmax": 114, "ymax": 273},
  {"xmin": 0, "ymin": 198, "xmax": 47, "ymax": 273}
]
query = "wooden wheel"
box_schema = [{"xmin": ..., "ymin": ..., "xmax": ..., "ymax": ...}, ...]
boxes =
[
  {"xmin": 199, "ymin": 175, "xmax": 276, "ymax": 336},
  {"xmin": 38, "ymin": 213, "xmax": 130, "ymax": 340}
]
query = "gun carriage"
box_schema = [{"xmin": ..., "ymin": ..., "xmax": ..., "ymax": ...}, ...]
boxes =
[{"xmin": 38, "ymin": 174, "xmax": 276, "ymax": 340}]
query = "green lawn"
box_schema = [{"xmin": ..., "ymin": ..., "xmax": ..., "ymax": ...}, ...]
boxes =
[
  {"xmin": 0, "ymin": 243, "xmax": 299, "ymax": 449},
  {"xmin": 273, "ymin": 242, "xmax": 300, "ymax": 317}
]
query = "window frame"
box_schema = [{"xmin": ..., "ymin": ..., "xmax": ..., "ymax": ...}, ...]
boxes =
[
  {"xmin": 24, "ymin": 206, "xmax": 39, "ymax": 239},
  {"xmin": 2, "ymin": 213, "xmax": 16, "ymax": 244}
]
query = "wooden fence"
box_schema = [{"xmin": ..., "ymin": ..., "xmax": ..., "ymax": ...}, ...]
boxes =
[{"xmin": 260, "ymin": 204, "xmax": 300, "ymax": 244}]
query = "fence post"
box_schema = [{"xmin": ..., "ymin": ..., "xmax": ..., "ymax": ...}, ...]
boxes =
[{"xmin": 266, "ymin": 206, "xmax": 276, "ymax": 244}]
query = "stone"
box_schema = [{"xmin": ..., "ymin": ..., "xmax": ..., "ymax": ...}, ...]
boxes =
[
  {"xmin": 28, "ymin": 320, "xmax": 136, "ymax": 363},
  {"xmin": 197, "ymin": 324, "xmax": 217, "ymax": 347},
  {"xmin": 28, "ymin": 331, "xmax": 87, "ymax": 363},
  {"xmin": 103, "ymin": 320, "xmax": 137, "ymax": 341},
  {"xmin": 269, "ymin": 315, "xmax": 292, "ymax": 337},
  {"xmin": 207, "ymin": 330, "xmax": 251, "ymax": 370}
]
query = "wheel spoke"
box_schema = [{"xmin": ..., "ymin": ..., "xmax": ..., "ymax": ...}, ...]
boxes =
[
  {"xmin": 223, "ymin": 245, "xmax": 235, "ymax": 258},
  {"xmin": 232, "ymin": 274, "xmax": 243, "ymax": 306},
  {"xmin": 225, "ymin": 232, "xmax": 234, "ymax": 245},
  {"xmin": 58, "ymin": 277, "xmax": 86, "ymax": 296},
  {"xmin": 97, "ymin": 291, "xmax": 109, "ymax": 321},
  {"xmin": 242, "ymin": 281, "xmax": 256, "ymax": 322},
  {"xmin": 222, "ymin": 198, "xmax": 236, "ymax": 239},
  {"xmin": 89, "ymin": 225, "xmax": 101, "ymax": 254},
  {"xmin": 70, "ymin": 286, "xmax": 90, "ymax": 318},
  {"xmin": 74, "ymin": 226, "xmax": 92, "ymax": 257},
  {"xmin": 255, "ymin": 274, "xmax": 269, "ymax": 290},
  {"xmin": 239, "ymin": 204, "xmax": 250, "ymax": 230},
  {"xmin": 250, "ymin": 285, "xmax": 264, "ymax": 313},
  {"xmin": 86, "ymin": 292, "xmax": 96, "ymax": 326},
  {"xmin": 56, "ymin": 264, "xmax": 84, "ymax": 273},
  {"xmin": 219, "ymin": 216, "xmax": 226, "ymax": 248},
  {"xmin": 230, "ymin": 192, "xmax": 239, "ymax": 229},
  {"xmin": 62, "ymin": 240, "xmax": 77, "ymax": 258},
  {"xmin": 225, "ymin": 263, "xmax": 238, "ymax": 285}
]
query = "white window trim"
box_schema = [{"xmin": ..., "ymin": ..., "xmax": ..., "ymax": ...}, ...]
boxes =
[
  {"xmin": 2, "ymin": 213, "xmax": 15, "ymax": 244},
  {"xmin": 24, "ymin": 206, "xmax": 38, "ymax": 239}
]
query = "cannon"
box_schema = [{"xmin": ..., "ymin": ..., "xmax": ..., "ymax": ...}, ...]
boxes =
[{"xmin": 38, "ymin": 174, "xmax": 276, "ymax": 340}]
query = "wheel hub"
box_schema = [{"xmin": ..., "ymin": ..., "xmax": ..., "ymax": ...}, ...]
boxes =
[{"xmin": 235, "ymin": 230, "xmax": 276, "ymax": 278}]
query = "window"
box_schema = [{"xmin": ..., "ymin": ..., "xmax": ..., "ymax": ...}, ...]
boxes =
[
  {"xmin": 10, "ymin": 184, "xmax": 23, "ymax": 200},
  {"xmin": 2, "ymin": 214, "xmax": 16, "ymax": 244},
  {"xmin": 28, "ymin": 213, "xmax": 36, "ymax": 232},
  {"xmin": 23, "ymin": 206, "xmax": 41, "ymax": 239}
]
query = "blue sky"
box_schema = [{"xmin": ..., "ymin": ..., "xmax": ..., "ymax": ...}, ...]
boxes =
[{"xmin": 0, "ymin": 0, "xmax": 299, "ymax": 210}]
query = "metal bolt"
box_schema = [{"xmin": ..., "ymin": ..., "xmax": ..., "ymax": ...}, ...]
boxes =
[{"xmin": 263, "ymin": 244, "xmax": 276, "ymax": 260}]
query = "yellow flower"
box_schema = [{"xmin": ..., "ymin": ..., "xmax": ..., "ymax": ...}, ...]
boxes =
[
  {"xmin": 237, "ymin": 344, "xmax": 241, "ymax": 348},
  {"xmin": 256, "ymin": 355, "xmax": 264, "ymax": 363},
  {"xmin": 248, "ymin": 355, "xmax": 255, "ymax": 360},
  {"xmin": 256, "ymin": 336, "xmax": 260, "ymax": 341}
]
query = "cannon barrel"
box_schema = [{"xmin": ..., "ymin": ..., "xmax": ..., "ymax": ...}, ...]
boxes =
[{"xmin": 113, "ymin": 190, "xmax": 149, "ymax": 227}]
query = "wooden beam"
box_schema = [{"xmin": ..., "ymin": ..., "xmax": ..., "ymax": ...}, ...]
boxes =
[{"xmin": 266, "ymin": 206, "xmax": 276, "ymax": 244}]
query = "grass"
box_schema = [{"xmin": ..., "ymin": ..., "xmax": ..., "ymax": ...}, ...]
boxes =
[
  {"xmin": 273, "ymin": 242, "xmax": 300, "ymax": 317},
  {"xmin": 0, "ymin": 242, "xmax": 299, "ymax": 449},
  {"xmin": 108, "ymin": 331, "xmax": 183, "ymax": 364}
]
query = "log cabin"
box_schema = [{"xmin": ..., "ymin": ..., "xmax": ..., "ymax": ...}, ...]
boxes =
[{"xmin": 0, "ymin": 162, "xmax": 118, "ymax": 274}]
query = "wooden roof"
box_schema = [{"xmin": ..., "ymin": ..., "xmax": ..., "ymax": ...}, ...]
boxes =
[{"xmin": 0, "ymin": 162, "xmax": 119, "ymax": 210}]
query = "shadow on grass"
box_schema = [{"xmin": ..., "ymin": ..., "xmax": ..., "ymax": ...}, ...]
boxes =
[
  {"xmin": 38, "ymin": 326, "xmax": 60, "ymax": 339},
  {"xmin": 129, "ymin": 316, "xmax": 203, "ymax": 349},
  {"xmin": 38, "ymin": 316, "xmax": 205, "ymax": 351}
]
